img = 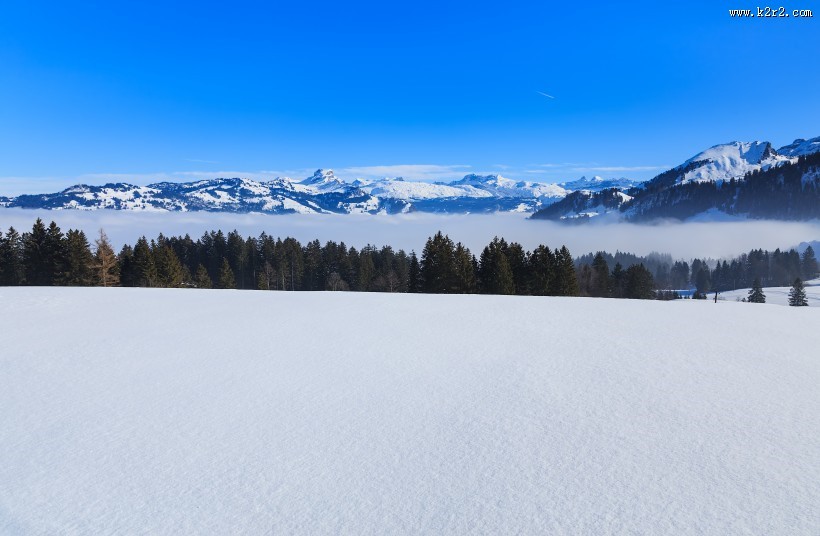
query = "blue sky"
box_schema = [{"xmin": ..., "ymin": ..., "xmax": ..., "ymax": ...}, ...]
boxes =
[{"xmin": 1, "ymin": 0, "xmax": 818, "ymax": 193}]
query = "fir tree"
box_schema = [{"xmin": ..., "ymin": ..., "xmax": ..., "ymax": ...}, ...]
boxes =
[
  {"xmin": 218, "ymin": 258, "xmax": 236, "ymax": 289},
  {"xmin": 452, "ymin": 243, "xmax": 477, "ymax": 293},
  {"xmin": 408, "ymin": 252, "xmax": 420, "ymax": 293},
  {"xmin": 93, "ymin": 229, "xmax": 119, "ymax": 287},
  {"xmin": 802, "ymin": 245, "xmax": 818, "ymax": 280},
  {"xmin": 195, "ymin": 264, "xmax": 213, "ymax": 289},
  {"xmin": 590, "ymin": 252, "xmax": 610, "ymax": 297},
  {"xmin": 478, "ymin": 237, "xmax": 514, "ymax": 295},
  {"xmin": 624, "ymin": 263, "xmax": 655, "ymax": 299},
  {"xmin": 154, "ymin": 244, "xmax": 185, "ymax": 288},
  {"xmin": 0, "ymin": 227, "xmax": 25, "ymax": 285},
  {"xmin": 747, "ymin": 277, "xmax": 766, "ymax": 303},
  {"xmin": 529, "ymin": 245, "xmax": 554, "ymax": 296},
  {"xmin": 420, "ymin": 232, "xmax": 457, "ymax": 293},
  {"xmin": 44, "ymin": 221, "xmax": 67, "ymax": 285},
  {"xmin": 132, "ymin": 237, "xmax": 157, "ymax": 287},
  {"xmin": 61, "ymin": 229, "xmax": 94, "ymax": 286},
  {"xmin": 23, "ymin": 218, "xmax": 49, "ymax": 286},
  {"xmin": 551, "ymin": 245, "xmax": 579, "ymax": 296},
  {"xmin": 788, "ymin": 278, "xmax": 808, "ymax": 306}
]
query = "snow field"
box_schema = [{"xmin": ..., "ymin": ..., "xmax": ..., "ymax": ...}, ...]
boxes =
[{"xmin": 1, "ymin": 288, "xmax": 818, "ymax": 534}]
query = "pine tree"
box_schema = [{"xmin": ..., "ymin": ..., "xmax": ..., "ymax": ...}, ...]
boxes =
[
  {"xmin": 590, "ymin": 252, "xmax": 610, "ymax": 297},
  {"xmin": 478, "ymin": 237, "xmax": 514, "ymax": 295},
  {"xmin": 218, "ymin": 258, "xmax": 236, "ymax": 289},
  {"xmin": 747, "ymin": 277, "xmax": 766, "ymax": 303},
  {"xmin": 23, "ymin": 218, "xmax": 49, "ymax": 285},
  {"xmin": 0, "ymin": 227, "xmax": 25, "ymax": 285},
  {"xmin": 93, "ymin": 229, "xmax": 119, "ymax": 286},
  {"xmin": 624, "ymin": 263, "xmax": 655, "ymax": 299},
  {"xmin": 132, "ymin": 237, "xmax": 157, "ymax": 287},
  {"xmin": 44, "ymin": 221, "xmax": 67, "ymax": 285},
  {"xmin": 61, "ymin": 229, "xmax": 94, "ymax": 286},
  {"xmin": 195, "ymin": 264, "xmax": 213, "ymax": 289},
  {"xmin": 788, "ymin": 278, "xmax": 808, "ymax": 306},
  {"xmin": 420, "ymin": 232, "xmax": 457, "ymax": 293},
  {"xmin": 452, "ymin": 243, "xmax": 477, "ymax": 293},
  {"xmin": 551, "ymin": 245, "xmax": 579, "ymax": 296},
  {"xmin": 529, "ymin": 245, "xmax": 554, "ymax": 296},
  {"xmin": 154, "ymin": 244, "xmax": 185, "ymax": 288},
  {"xmin": 408, "ymin": 252, "xmax": 420, "ymax": 293},
  {"xmin": 802, "ymin": 245, "xmax": 818, "ymax": 280}
]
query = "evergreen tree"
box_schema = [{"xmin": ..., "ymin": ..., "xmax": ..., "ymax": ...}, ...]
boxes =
[
  {"xmin": 420, "ymin": 232, "xmax": 457, "ymax": 293},
  {"xmin": 624, "ymin": 263, "xmax": 655, "ymax": 299},
  {"xmin": 118, "ymin": 244, "xmax": 137, "ymax": 287},
  {"xmin": 408, "ymin": 252, "xmax": 420, "ymax": 293},
  {"xmin": 452, "ymin": 243, "xmax": 477, "ymax": 293},
  {"xmin": 590, "ymin": 252, "xmax": 610, "ymax": 297},
  {"xmin": 132, "ymin": 237, "xmax": 157, "ymax": 287},
  {"xmin": 551, "ymin": 245, "xmax": 579, "ymax": 296},
  {"xmin": 93, "ymin": 229, "xmax": 119, "ymax": 286},
  {"xmin": 747, "ymin": 277, "xmax": 766, "ymax": 303},
  {"xmin": 788, "ymin": 278, "xmax": 808, "ymax": 306},
  {"xmin": 218, "ymin": 258, "xmax": 236, "ymax": 289},
  {"xmin": 802, "ymin": 245, "xmax": 818, "ymax": 280},
  {"xmin": 0, "ymin": 227, "xmax": 25, "ymax": 285},
  {"xmin": 529, "ymin": 245, "xmax": 554, "ymax": 296},
  {"xmin": 478, "ymin": 237, "xmax": 514, "ymax": 295},
  {"xmin": 61, "ymin": 229, "xmax": 94, "ymax": 286},
  {"xmin": 195, "ymin": 264, "xmax": 213, "ymax": 289},
  {"xmin": 44, "ymin": 221, "xmax": 67, "ymax": 285},
  {"xmin": 23, "ymin": 218, "xmax": 50, "ymax": 286},
  {"xmin": 154, "ymin": 244, "xmax": 185, "ymax": 287},
  {"xmin": 610, "ymin": 262, "xmax": 625, "ymax": 298}
]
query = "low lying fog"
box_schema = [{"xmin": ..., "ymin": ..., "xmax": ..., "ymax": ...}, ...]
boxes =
[{"xmin": 1, "ymin": 209, "xmax": 818, "ymax": 261}]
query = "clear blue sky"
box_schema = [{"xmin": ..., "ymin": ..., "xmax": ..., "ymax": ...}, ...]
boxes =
[{"xmin": 1, "ymin": 0, "xmax": 818, "ymax": 192}]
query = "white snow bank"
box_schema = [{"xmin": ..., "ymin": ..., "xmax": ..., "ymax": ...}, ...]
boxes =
[
  {"xmin": 720, "ymin": 278, "xmax": 820, "ymax": 306},
  {"xmin": 1, "ymin": 288, "xmax": 818, "ymax": 534}
]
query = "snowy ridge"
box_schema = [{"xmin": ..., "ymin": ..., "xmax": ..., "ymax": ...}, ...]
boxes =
[{"xmin": 677, "ymin": 141, "xmax": 790, "ymax": 184}]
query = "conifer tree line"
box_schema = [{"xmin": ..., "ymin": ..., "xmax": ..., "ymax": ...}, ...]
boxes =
[
  {"xmin": 2, "ymin": 217, "xmax": 816, "ymax": 302},
  {"xmin": 575, "ymin": 245, "xmax": 819, "ymax": 297},
  {"xmin": 0, "ymin": 218, "xmax": 579, "ymax": 297}
]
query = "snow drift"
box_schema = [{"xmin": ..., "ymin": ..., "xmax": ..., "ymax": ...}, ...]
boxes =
[{"xmin": 1, "ymin": 288, "xmax": 818, "ymax": 534}]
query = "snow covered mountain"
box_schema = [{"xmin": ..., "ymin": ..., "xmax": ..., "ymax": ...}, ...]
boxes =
[
  {"xmin": 533, "ymin": 136, "xmax": 820, "ymax": 222},
  {"xmin": 558, "ymin": 176, "xmax": 639, "ymax": 191},
  {"xmin": 0, "ymin": 171, "xmax": 581, "ymax": 215}
]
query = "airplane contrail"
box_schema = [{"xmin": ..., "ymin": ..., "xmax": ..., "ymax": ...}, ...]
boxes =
[{"xmin": 536, "ymin": 91, "xmax": 555, "ymax": 99}]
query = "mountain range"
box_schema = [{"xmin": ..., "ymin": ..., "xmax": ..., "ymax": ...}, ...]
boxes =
[{"xmin": 1, "ymin": 136, "xmax": 818, "ymax": 221}]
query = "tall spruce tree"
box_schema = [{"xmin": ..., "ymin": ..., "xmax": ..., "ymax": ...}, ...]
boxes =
[
  {"xmin": 23, "ymin": 218, "xmax": 49, "ymax": 286},
  {"xmin": 788, "ymin": 278, "xmax": 808, "ymax": 306},
  {"xmin": 452, "ymin": 243, "xmax": 477, "ymax": 293},
  {"xmin": 61, "ymin": 229, "xmax": 94, "ymax": 286},
  {"xmin": 747, "ymin": 277, "xmax": 766, "ymax": 303},
  {"xmin": 218, "ymin": 258, "xmax": 236, "ymax": 289},
  {"xmin": 529, "ymin": 245, "xmax": 554, "ymax": 296},
  {"xmin": 154, "ymin": 244, "xmax": 185, "ymax": 288},
  {"xmin": 478, "ymin": 237, "xmax": 515, "ymax": 295},
  {"xmin": 802, "ymin": 245, "xmax": 818, "ymax": 281},
  {"xmin": 590, "ymin": 252, "xmax": 610, "ymax": 297},
  {"xmin": 0, "ymin": 227, "xmax": 25, "ymax": 285},
  {"xmin": 420, "ymin": 232, "xmax": 457, "ymax": 293},
  {"xmin": 132, "ymin": 237, "xmax": 157, "ymax": 287},
  {"xmin": 408, "ymin": 252, "xmax": 420, "ymax": 293},
  {"xmin": 551, "ymin": 245, "xmax": 579, "ymax": 296},
  {"xmin": 195, "ymin": 264, "xmax": 213, "ymax": 289},
  {"xmin": 624, "ymin": 263, "xmax": 655, "ymax": 299}
]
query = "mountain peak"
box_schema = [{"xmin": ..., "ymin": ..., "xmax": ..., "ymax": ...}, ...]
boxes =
[{"xmin": 301, "ymin": 169, "xmax": 338, "ymax": 185}]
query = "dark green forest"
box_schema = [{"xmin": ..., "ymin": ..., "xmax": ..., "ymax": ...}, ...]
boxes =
[{"xmin": 1, "ymin": 218, "xmax": 816, "ymax": 301}]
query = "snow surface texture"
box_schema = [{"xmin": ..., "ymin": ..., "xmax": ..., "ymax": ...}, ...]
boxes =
[
  {"xmin": 1, "ymin": 288, "xmax": 818, "ymax": 534},
  {"xmin": 720, "ymin": 278, "xmax": 820, "ymax": 307}
]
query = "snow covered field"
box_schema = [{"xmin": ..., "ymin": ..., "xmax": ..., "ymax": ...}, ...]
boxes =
[
  {"xmin": 1, "ymin": 288, "xmax": 818, "ymax": 534},
  {"xmin": 720, "ymin": 278, "xmax": 820, "ymax": 307}
]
